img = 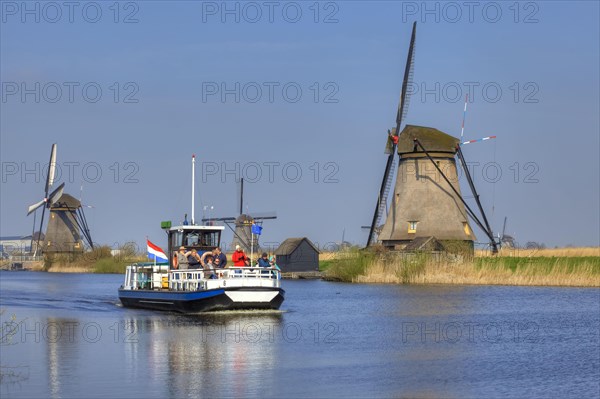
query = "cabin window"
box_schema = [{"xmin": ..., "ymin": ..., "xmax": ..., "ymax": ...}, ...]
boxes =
[
  {"xmin": 202, "ymin": 231, "xmax": 220, "ymax": 247},
  {"xmin": 408, "ymin": 221, "xmax": 418, "ymax": 233},
  {"xmin": 186, "ymin": 233, "xmax": 199, "ymax": 246}
]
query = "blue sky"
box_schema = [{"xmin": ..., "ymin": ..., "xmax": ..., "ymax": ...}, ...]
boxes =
[{"xmin": 1, "ymin": 1, "xmax": 599, "ymax": 251}]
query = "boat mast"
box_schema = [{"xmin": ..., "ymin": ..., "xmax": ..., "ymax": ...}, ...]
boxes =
[{"xmin": 191, "ymin": 154, "xmax": 196, "ymax": 225}]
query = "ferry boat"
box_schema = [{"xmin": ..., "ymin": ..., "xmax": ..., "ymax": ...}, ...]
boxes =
[
  {"xmin": 118, "ymin": 155, "xmax": 284, "ymax": 313},
  {"xmin": 118, "ymin": 223, "xmax": 285, "ymax": 313}
]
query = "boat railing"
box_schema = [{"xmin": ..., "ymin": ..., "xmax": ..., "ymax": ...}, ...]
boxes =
[
  {"xmin": 123, "ymin": 264, "xmax": 280, "ymax": 291},
  {"xmin": 169, "ymin": 267, "xmax": 280, "ymax": 291}
]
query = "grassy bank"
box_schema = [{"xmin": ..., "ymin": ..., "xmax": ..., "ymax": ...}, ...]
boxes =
[
  {"xmin": 43, "ymin": 246, "xmax": 145, "ymax": 274},
  {"xmin": 323, "ymin": 248, "xmax": 600, "ymax": 287}
]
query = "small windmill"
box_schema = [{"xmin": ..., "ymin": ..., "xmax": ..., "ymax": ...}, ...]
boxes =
[
  {"xmin": 498, "ymin": 217, "xmax": 515, "ymax": 249},
  {"xmin": 26, "ymin": 144, "xmax": 94, "ymax": 254},
  {"xmin": 27, "ymin": 144, "xmax": 65, "ymax": 255},
  {"xmin": 366, "ymin": 23, "xmax": 498, "ymax": 254},
  {"xmin": 202, "ymin": 178, "xmax": 276, "ymax": 253}
]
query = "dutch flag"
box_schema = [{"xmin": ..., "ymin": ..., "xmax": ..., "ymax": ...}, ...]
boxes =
[{"xmin": 147, "ymin": 239, "xmax": 168, "ymax": 263}]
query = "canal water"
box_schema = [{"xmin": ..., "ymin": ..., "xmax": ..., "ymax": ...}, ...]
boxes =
[{"xmin": 0, "ymin": 271, "xmax": 598, "ymax": 398}]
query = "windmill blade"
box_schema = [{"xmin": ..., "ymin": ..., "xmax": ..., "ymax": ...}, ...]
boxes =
[
  {"xmin": 460, "ymin": 136, "xmax": 496, "ymax": 146},
  {"xmin": 395, "ymin": 21, "xmax": 417, "ymax": 129},
  {"xmin": 501, "ymin": 216, "xmax": 508, "ymax": 239},
  {"xmin": 201, "ymin": 216, "xmax": 236, "ymax": 222},
  {"xmin": 27, "ymin": 199, "xmax": 46, "ymax": 215},
  {"xmin": 249, "ymin": 211, "xmax": 277, "ymax": 220},
  {"xmin": 47, "ymin": 182, "xmax": 65, "ymax": 207},
  {"xmin": 45, "ymin": 143, "xmax": 57, "ymax": 195},
  {"xmin": 366, "ymin": 22, "xmax": 417, "ymax": 248},
  {"xmin": 237, "ymin": 178, "xmax": 244, "ymax": 216}
]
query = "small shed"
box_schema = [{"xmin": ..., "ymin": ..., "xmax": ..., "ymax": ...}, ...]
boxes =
[
  {"xmin": 274, "ymin": 237, "xmax": 320, "ymax": 272},
  {"xmin": 403, "ymin": 236, "xmax": 445, "ymax": 252}
]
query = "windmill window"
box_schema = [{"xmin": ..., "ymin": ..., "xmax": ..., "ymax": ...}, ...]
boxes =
[
  {"xmin": 408, "ymin": 221, "xmax": 418, "ymax": 233},
  {"xmin": 463, "ymin": 223, "xmax": 471, "ymax": 235}
]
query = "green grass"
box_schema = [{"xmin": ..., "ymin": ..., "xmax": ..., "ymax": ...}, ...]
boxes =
[
  {"xmin": 395, "ymin": 254, "xmax": 429, "ymax": 283},
  {"xmin": 319, "ymin": 260, "xmax": 333, "ymax": 271},
  {"xmin": 92, "ymin": 258, "xmax": 131, "ymax": 274},
  {"xmin": 323, "ymin": 250, "xmax": 377, "ymax": 282},
  {"xmin": 475, "ymin": 256, "xmax": 600, "ymax": 274}
]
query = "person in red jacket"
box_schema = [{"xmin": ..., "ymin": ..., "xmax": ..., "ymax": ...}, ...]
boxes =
[{"xmin": 231, "ymin": 245, "xmax": 249, "ymax": 266}]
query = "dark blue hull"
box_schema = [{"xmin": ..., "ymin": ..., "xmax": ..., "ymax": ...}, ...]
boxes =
[{"xmin": 118, "ymin": 287, "xmax": 285, "ymax": 313}]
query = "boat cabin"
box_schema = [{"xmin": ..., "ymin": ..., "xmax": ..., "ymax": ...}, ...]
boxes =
[{"xmin": 162, "ymin": 221, "xmax": 225, "ymax": 269}]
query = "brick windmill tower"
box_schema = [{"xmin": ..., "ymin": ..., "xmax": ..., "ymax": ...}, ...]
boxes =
[{"xmin": 366, "ymin": 23, "xmax": 497, "ymax": 254}]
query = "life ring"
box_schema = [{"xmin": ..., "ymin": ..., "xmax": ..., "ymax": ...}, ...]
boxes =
[{"xmin": 173, "ymin": 253, "xmax": 178, "ymax": 269}]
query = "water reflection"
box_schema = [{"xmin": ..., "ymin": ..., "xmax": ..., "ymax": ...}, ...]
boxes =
[
  {"xmin": 44, "ymin": 318, "xmax": 80, "ymax": 399},
  {"xmin": 124, "ymin": 312, "xmax": 283, "ymax": 397}
]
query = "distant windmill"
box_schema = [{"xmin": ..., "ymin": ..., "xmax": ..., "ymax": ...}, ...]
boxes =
[
  {"xmin": 26, "ymin": 144, "xmax": 94, "ymax": 255},
  {"xmin": 27, "ymin": 144, "xmax": 65, "ymax": 255},
  {"xmin": 202, "ymin": 178, "xmax": 276, "ymax": 253},
  {"xmin": 498, "ymin": 217, "xmax": 515, "ymax": 249},
  {"xmin": 366, "ymin": 22, "xmax": 498, "ymax": 254}
]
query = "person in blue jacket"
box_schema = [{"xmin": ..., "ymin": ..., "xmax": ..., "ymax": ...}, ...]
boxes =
[{"xmin": 257, "ymin": 252, "xmax": 270, "ymax": 267}]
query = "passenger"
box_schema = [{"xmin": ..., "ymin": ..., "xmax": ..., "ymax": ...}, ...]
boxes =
[
  {"xmin": 213, "ymin": 247, "xmax": 227, "ymax": 268},
  {"xmin": 232, "ymin": 245, "xmax": 249, "ymax": 266},
  {"xmin": 213, "ymin": 257, "xmax": 222, "ymax": 274},
  {"xmin": 258, "ymin": 252, "xmax": 270, "ymax": 268},
  {"xmin": 176, "ymin": 246, "xmax": 190, "ymax": 270},
  {"xmin": 187, "ymin": 249, "xmax": 201, "ymax": 269},
  {"xmin": 269, "ymin": 255, "xmax": 279, "ymax": 268},
  {"xmin": 201, "ymin": 252, "xmax": 217, "ymax": 279},
  {"xmin": 270, "ymin": 255, "xmax": 281, "ymax": 278}
]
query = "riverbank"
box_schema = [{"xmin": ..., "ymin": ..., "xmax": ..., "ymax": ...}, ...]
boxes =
[
  {"xmin": 4, "ymin": 247, "xmax": 599, "ymax": 287},
  {"xmin": 322, "ymin": 248, "xmax": 600, "ymax": 287}
]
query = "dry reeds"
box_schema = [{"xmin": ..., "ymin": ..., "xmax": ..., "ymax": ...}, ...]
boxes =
[
  {"xmin": 476, "ymin": 247, "xmax": 600, "ymax": 258},
  {"xmin": 327, "ymin": 248, "xmax": 600, "ymax": 287}
]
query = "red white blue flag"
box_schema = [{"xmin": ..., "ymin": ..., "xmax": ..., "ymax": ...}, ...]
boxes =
[{"xmin": 147, "ymin": 239, "xmax": 168, "ymax": 262}]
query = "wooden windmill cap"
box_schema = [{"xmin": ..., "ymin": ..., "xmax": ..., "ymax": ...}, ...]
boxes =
[
  {"xmin": 397, "ymin": 125, "xmax": 459, "ymax": 154},
  {"xmin": 50, "ymin": 193, "xmax": 81, "ymax": 209}
]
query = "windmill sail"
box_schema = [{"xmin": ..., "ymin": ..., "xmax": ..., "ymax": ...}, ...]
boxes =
[
  {"xmin": 366, "ymin": 22, "xmax": 417, "ymax": 247},
  {"xmin": 27, "ymin": 182, "xmax": 64, "ymax": 215},
  {"xmin": 46, "ymin": 143, "xmax": 57, "ymax": 194},
  {"xmin": 26, "ymin": 143, "xmax": 59, "ymax": 255}
]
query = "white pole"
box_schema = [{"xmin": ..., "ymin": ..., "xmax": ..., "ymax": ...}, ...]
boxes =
[
  {"xmin": 251, "ymin": 231, "xmax": 254, "ymax": 267},
  {"xmin": 191, "ymin": 154, "xmax": 195, "ymax": 225}
]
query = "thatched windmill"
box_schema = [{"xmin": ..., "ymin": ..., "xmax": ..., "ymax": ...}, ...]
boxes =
[{"xmin": 366, "ymin": 22, "xmax": 498, "ymax": 254}]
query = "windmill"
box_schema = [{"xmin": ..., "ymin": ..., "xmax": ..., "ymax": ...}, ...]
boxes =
[
  {"xmin": 45, "ymin": 193, "xmax": 94, "ymax": 253},
  {"xmin": 26, "ymin": 144, "xmax": 94, "ymax": 254},
  {"xmin": 27, "ymin": 144, "xmax": 65, "ymax": 255},
  {"xmin": 366, "ymin": 23, "xmax": 498, "ymax": 254},
  {"xmin": 498, "ymin": 217, "xmax": 515, "ymax": 249},
  {"xmin": 201, "ymin": 178, "xmax": 276, "ymax": 253}
]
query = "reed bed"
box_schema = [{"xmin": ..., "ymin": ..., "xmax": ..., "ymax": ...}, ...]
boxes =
[
  {"xmin": 43, "ymin": 246, "xmax": 145, "ymax": 274},
  {"xmin": 325, "ymin": 249, "xmax": 600, "ymax": 287},
  {"xmin": 476, "ymin": 247, "xmax": 600, "ymax": 258}
]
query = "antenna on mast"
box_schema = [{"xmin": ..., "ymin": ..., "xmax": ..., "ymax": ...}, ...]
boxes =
[
  {"xmin": 460, "ymin": 94, "xmax": 468, "ymax": 140},
  {"xmin": 191, "ymin": 154, "xmax": 196, "ymax": 225}
]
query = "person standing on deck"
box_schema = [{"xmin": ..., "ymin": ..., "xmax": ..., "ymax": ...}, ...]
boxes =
[
  {"xmin": 176, "ymin": 246, "xmax": 190, "ymax": 270},
  {"xmin": 232, "ymin": 245, "xmax": 249, "ymax": 266},
  {"xmin": 258, "ymin": 252, "xmax": 270, "ymax": 268},
  {"xmin": 213, "ymin": 247, "xmax": 227, "ymax": 268}
]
